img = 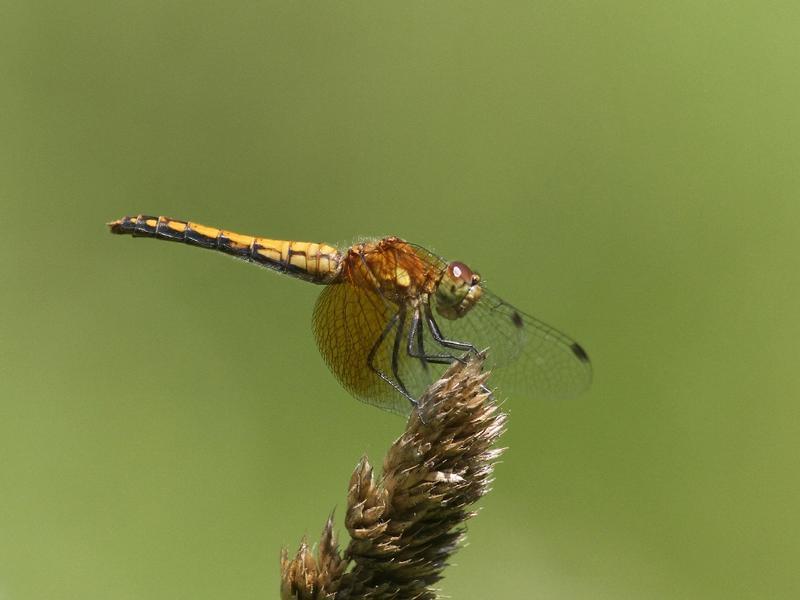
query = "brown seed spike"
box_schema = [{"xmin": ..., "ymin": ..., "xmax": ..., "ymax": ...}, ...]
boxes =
[{"xmin": 280, "ymin": 356, "xmax": 506, "ymax": 599}]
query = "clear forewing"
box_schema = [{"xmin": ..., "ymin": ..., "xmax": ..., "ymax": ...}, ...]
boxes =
[
  {"xmin": 313, "ymin": 281, "xmax": 445, "ymax": 416},
  {"xmin": 429, "ymin": 288, "xmax": 592, "ymax": 400}
]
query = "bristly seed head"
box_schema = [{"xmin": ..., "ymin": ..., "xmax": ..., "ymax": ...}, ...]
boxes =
[{"xmin": 280, "ymin": 356, "xmax": 506, "ymax": 600}]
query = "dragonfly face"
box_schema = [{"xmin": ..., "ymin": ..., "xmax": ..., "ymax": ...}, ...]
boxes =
[
  {"xmin": 109, "ymin": 215, "xmax": 592, "ymax": 416},
  {"xmin": 434, "ymin": 261, "xmax": 483, "ymax": 320}
]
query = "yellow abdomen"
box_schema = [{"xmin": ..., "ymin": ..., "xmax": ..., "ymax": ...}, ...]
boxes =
[{"xmin": 108, "ymin": 215, "xmax": 343, "ymax": 284}]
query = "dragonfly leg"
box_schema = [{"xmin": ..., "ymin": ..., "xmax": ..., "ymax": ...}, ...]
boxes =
[
  {"xmin": 424, "ymin": 303, "xmax": 479, "ymax": 356},
  {"xmin": 412, "ymin": 309, "xmax": 429, "ymax": 373},
  {"xmin": 390, "ymin": 307, "xmax": 411, "ymax": 398},
  {"xmin": 407, "ymin": 308, "xmax": 457, "ymax": 366},
  {"xmin": 423, "ymin": 304, "xmax": 495, "ymax": 399},
  {"xmin": 366, "ymin": 307, "xmax": 419, "ymax": 411}
]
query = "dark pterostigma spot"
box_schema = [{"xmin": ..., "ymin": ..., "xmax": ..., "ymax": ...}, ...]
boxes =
[
  {"xmin": 571, "ymin": 342, "xmax": 590, "ymax": 363},
  {"xmin": 511, "ymin": 311, "xmax": 524, "ymax": 329}
]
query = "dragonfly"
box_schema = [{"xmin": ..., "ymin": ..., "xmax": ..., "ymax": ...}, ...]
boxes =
[{"xmin": 108, "ymin": 215, "xmax": 591, "ymax": 415}]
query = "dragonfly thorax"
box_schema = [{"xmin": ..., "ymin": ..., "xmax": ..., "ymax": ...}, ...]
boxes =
[
  {"xmin": 434, "ymin": 261, "xmax": 483, "ymax": 320},
  {"xmin": 345, "ymin": 237, "xmax": 439, "ymax": 303}
]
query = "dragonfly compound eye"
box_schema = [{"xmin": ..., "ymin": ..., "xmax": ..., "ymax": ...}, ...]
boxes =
[{"xmin": 435, "ymin": 261, "xmax": 483, "ymax": 320}]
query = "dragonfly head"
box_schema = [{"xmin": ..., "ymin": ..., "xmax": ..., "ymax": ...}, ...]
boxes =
[{"xmin": 435, "ymin": 261, "xmax": 483, "ymax": 320}]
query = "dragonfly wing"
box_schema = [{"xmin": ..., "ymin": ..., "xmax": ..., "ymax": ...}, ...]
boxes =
[
  {"xmin": 313, "ymin": 281, "xmax": 437, "ymax": 416},
  {"xmin": 429, "ymin": 288, "xmax": 592, "ymax": 400}
]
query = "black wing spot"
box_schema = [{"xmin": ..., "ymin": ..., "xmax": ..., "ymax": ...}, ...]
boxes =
[
  {"xmin": 511, "ymin": 311, "xmax": 524, "ymax": 329},
  {"xmin": 571, "ymin": 342, "xmax": 590, "ymax": 363}
]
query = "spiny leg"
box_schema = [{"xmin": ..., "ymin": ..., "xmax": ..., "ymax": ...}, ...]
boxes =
[
  {"xmin": 390, "ymin": 306, "xmax": 411, "ymax": 398},
  {"xmin": 423, "ymin": 304, "xmax": 495, "ymax": 400},
  {"xmin": 424, "ymin": 303, "xmax": 479, "ymax": 355},
  {"xmin": 414, "ymin": 309, "xmax": 429, "ymax": 373},
  {"xmin": 407, "ymin": 307, "xmax": 457, "ymax": 366},
  {"xmin": 366, "ymin": 308, "xmax": 419, "ymax": 410}
]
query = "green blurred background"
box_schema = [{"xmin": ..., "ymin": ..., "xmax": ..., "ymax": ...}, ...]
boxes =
[{"xmin": 2, "ymin": 2, "xmax": 798, "ymax": 598}]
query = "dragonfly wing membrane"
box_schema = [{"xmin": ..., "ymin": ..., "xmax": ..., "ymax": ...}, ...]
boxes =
[
  {"xmin": 430, "ymin": 288, "xmax": 592, "ymax": 400},
  {"xmin": 313, "ymin": 284, "xmax": 438, "ymax": 415}
]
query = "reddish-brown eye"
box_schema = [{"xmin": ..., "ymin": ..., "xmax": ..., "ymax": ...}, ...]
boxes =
[{"xmin": 448, "ymin": 261, "xmax": 474, "ymax": 284}]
